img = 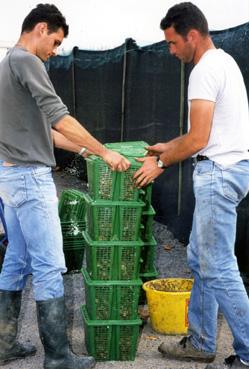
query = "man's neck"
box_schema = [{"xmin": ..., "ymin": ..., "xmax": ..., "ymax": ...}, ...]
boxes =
[
  {"xmin": 193, "ymin": 37, "xmax": 216, "ymax": 64},
  {"xmin": 15, "ymin": 35, "xmax": 36, "ymax": 56}
]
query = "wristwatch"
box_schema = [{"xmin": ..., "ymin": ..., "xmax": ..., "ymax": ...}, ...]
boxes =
[{"xmin": 156, "ymin": 155, "xmax": 167, "ymax": 169}]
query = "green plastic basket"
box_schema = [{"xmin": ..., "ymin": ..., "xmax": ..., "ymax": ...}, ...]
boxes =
[
  {"xmin": 82, "ymin": 267, "xmax": 142, "ymax": 320},
  {"xmin": 84, "ymin": 231, "xmax": 143, "ymax": 280},
  {"xmin": 61, "ymin": 220, "xmax": 86, "ymax": 241},
  {"xmin": 140, "ymin": 236, "xmax": 157, "ymax": 274},
  {"xmin": 64, "ymin": 246, "xmax": 85, "ymax": 272},
  {"xmin": 59, "ymin": 189, "xmax": 86, "ymax": 222},
  {"xmin": 84, "ymin": 193, "xmax": 144, "ymax": 241},
  {"xmin": 104, "ymin": 141, "xmax": 148, "ymax": 157},
  {"xmin": 86, "ymin": 156, "xmax": 143, "ymax": 201},
  {"xmin": 81, "ymin": 305, "xmax": 142, "ymax": 361}
]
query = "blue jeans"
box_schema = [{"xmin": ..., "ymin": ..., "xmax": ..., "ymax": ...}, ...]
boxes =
[
  {"xmin": 188, "ymin": 159, "xmax": 249, "ymax": 362},
  {"xmin": 0, "ymin": 163, "xmax": 66, "ymax": 301}
]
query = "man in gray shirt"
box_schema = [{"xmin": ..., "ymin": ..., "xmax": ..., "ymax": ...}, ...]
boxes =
[{"xmin": 0, "ymin": 4, "xmax": 129, "ymax": 369}]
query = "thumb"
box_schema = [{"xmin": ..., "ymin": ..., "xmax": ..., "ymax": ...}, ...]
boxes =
[
  {"xmin": 145, "ymin": 145, "xmax": 154, "ymax": 150},
  {"xmin": 135, "ymin": 157, "xmax": 146, "ymax": 163}
]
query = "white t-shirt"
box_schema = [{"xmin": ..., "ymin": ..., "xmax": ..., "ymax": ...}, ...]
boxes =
[{"xmin": 188, "ymin": 48, "xmax": 249, "ymax": 168}]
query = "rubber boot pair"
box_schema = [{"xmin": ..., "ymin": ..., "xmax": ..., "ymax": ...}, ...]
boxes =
[
  {"xmin": 0, "ymin": 290, "xmax": 36, "ymax": 365},
  {"xmin": 36, "ymin": 296, "xmax": 95, "ymax": 369}
]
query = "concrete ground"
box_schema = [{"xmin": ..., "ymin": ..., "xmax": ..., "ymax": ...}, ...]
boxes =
[{"xmin": 0, "ymin": 170, "xmax": 241, "ymax": 369}]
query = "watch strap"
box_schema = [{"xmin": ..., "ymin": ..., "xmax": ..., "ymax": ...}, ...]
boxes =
[{"xmin": 156, "ymin": 155, "xmax": 167, "ymax": 169}]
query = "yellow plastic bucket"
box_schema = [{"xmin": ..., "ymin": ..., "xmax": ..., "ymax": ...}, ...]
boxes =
[{"xmin": 143, "ymin": 278, "xmax": 193, "ymax": 335}]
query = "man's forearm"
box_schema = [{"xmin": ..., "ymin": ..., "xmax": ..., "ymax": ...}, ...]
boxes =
[
  {"xmin": 160, "ymin": 133, "xmax": 206, "ymax": 166},
  {"xmin": 54, "ymin": 115, "xmax": 108, "ymax": 158},
  {"xmin": 52, "ymin": 129, "xmax": 82, "ymax": 153}
]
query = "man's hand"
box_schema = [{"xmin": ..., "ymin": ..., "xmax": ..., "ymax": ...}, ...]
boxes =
[
  {"xmin": 146, "ymin": 143, "xmax": 167, "ymax": 156},
  {"xmin": 133, "ymin": 156, "xmax": 164, "ymax": 187},
  {"xmin": 102, "ymin": 149, "xmax": 130, "ymax": 171}
]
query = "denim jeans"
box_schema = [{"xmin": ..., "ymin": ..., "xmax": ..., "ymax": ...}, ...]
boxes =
[
  {"xmin": 0, "ymin": 162, "xmax": 66, "ymax": 301},
  {"xmin": 188, "ymin": 159, "xmax": 249, "ymax": 362}
]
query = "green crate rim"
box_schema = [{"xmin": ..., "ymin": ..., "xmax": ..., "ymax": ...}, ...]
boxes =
[
  {"xmin": 81, "ymin": 305, "xmax": 142, "ymax": 326},
  {"xmin": 104, "ymin": 141, "xmax": 148, "ymax": 158},
  {"xmin": 86, "ymin": 155, "xmax": 142, "ymax": 168},
  {"xmin": 83, "ymin": 231, "xmax": 144, "ymax": 246},
  {"xmin": 61, "ymin": 221, "xmax": 86, "ymax": 226},
  {"xmin": 83, "ymin": 192, "xmax": 145, "ymax": 207},
  {"xmin": 63, "ymin": 246, "xmax": 85, "ymax": 251},
  {"xmin": 81, "ymin": 267, "xmax": 142, "ymax": 286}
]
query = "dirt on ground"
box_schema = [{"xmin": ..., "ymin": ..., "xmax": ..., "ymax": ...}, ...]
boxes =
[{"xmin": 1, "ymin": 169, "xmax": 246, "ymax": 369}]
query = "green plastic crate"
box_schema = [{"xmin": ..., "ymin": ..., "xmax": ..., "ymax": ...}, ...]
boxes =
[
  {"xmin": 63, "ymin": 239, "xmax": 86, "ymax": 249},
  {"xmin": 61, "ymin": 220, "xmax": 86, "ymax": 241},
  {"xmin": 81, "ymin": 305, "xmax": 142, "ymax": 361},
  {"xmin": 104, "ymin": 141, "xmax": 148, "ymax": 158},
  {"xmin": 59, "ymin": 189, "xmax": 86, "ymax": 222},
  {"xmin": 82, "ymin": 267, "xmax": 142, "ymax": 320},
  {"xmin": 141, "ymin": 206, "xmax": 156, "ymax": 242},
  {"xmin": 64, "ymin": 246, "xmax": 85, "ymax": 272},
  {"xmin": 84, "ymin": 231, "xmax": 143, "ymax": 280},
  {"xmin": 84, "ymin": 193, "xmax": 144, "ymax": 241},
  {"xmin": 86, "ymin": 156, "xmax": 143, "ymax": 201},
  {"xmin": 140, "ymin": 236, "xmax": 157, "ymax": 274}
]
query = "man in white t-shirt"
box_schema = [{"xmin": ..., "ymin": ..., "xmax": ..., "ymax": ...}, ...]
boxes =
[{"xmin": 134, "ymin": 2, "xmax": 249, "ymax": 368}]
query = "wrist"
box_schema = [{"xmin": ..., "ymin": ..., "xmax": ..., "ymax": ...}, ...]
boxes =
[
  {"xmin": 78, "ymin": 147, "xmax": 87, "ymax": 156},
  {"xmin": 99, "ymin": 146, "xmax": 108, "ymax": 158},
  {"xmin": 155, "ymin": 155, "xmax": 167, "ymax": 169}
]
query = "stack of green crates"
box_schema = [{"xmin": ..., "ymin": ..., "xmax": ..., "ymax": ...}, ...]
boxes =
[
  {"xmin": 105, "ymin": 142, "xmax": 158, "ymax": 283},
  {"xmin": 81, "ymin": 141, "xmax": 158, "ymax": 361},
  {"xmin": 59, "ymin": 189, "xmax": 86, "ymax": 272}
]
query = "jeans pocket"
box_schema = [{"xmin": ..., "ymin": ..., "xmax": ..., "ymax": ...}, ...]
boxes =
[
  {"xmin": 0, "ymin": 175, "xmax": 27, "ymax": 207},
  {"xmin": 194, "ymin": 161, "xmax": 214, "ymax": 177},
  {"xmin": 32, "ymin": 167, "xmax": 57, "ymax": 203},
  {"xmin": 222, "ymin": 170, "xmax": 249, "ymax": 204}
]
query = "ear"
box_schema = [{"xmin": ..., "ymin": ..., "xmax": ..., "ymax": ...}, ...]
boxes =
[
  {"xmin": 35, "ymin": 22, "xmax": 48, "ymax": 35},
  {"xmin": 187, "ymin": 29, "xmax": 198, "ymax": 43}
]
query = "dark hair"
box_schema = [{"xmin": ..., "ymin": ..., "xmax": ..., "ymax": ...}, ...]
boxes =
[
  {"xmin": 21, "ymin": 3, "xmax": 69, "ymax": 37},
  {"xmin": 160, "ymin": 2, "xmax": 209, "ymax": 37}
]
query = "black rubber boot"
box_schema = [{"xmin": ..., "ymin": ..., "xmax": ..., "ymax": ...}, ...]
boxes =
[
  {"xmin": 0, "ymin": 290, "xmax": 37, "ymax": 365},
  {"xmin": 36, "ymin": 296, "xmax": 95, "ymax": 369}
]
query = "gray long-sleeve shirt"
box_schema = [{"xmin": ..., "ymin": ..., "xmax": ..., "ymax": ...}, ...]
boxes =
[{"xmin": 0, "ymin": 46, "xmax": 69, "ymax": 166}]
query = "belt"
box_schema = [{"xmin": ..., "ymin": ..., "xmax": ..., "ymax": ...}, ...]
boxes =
[{"xmin": 196, "ymin": 155, "xmax": 209, "ymax": 161}]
